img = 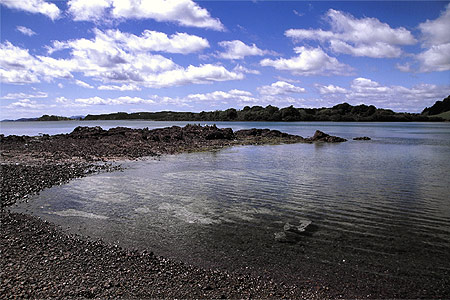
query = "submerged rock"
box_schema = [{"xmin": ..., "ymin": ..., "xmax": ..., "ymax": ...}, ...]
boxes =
[
  {"xmin": 284, "ymin": 220, "xmax": 312, "ymax": 234},
  {"xmin": 274, "ymin": 231, "xmax": 298, "ymax": 243},
  {"xmin": 353, "ymin": 136, "xmax": 371, "ymax": 141}
]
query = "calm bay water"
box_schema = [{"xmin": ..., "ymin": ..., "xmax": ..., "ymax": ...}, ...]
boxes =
[{"xmin": 12, "ymin": 121, "xmax": 450, "ymax": 291}]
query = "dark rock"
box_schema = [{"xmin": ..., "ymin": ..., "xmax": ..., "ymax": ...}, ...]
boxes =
[
  {"xmin": 353, "ymin": 136, "xmax": 371, "ymax": 141},
  {"xmin": 306, "ymin": 130, "xmax": 347, "ymax": 143}
]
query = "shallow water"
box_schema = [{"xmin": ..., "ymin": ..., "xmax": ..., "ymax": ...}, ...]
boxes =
[{"xmin": 15, "ymin": 122, "xmax": 450, "ymax": 288}]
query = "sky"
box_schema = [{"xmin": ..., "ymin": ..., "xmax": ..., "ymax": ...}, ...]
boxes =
[{"xmin": 0, "ymin": 0, "xmax": 449, "ymax": 120}]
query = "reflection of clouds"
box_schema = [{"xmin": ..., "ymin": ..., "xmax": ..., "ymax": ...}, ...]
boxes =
[
  {"xmin": 158, "ymin": 202, "xmax": 221, "ymax": 225},
  {"xmin": 51, "ymin": 209, "xmax": 108, "ymax": 219}
]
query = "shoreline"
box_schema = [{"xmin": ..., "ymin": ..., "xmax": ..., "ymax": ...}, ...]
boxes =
[
  {"xmin": 1, "ymin": 125, "xmax": 340, "ymax": 299},
  {"xmin": 2, "ymin": 125, "xmax": 448, "ymax": 298}
]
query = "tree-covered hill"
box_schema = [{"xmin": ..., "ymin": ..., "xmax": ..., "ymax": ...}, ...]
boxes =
[
  {"xmin": 84, "ymin": 102, "xmax": 444, "ymax": 122},
  {"xmin": 422, "ymin": 95, "xmax": 450, "ymax": 117}
]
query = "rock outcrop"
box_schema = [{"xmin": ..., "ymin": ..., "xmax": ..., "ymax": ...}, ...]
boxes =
[{"xmin": 306, "ymin": 130, "xmax": 347, "ymax": 143}]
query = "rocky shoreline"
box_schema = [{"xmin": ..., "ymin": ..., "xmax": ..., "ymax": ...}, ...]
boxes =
[
  {"xmin": 2, "ymin": 125, "xmax": 449, "ymax": 299},
  {"xmin": 1, "ymin": 125, "xmax": 349, "ymax": 299}
]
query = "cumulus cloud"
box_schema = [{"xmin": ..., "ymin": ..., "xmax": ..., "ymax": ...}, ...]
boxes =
[
  {"xmin": 1, "ymin": 28, "xmax": 242, "ymax": 87},
  {"xmin": 0, "ymin": 0, "xmax": 60, "ymax": 20},
  {"xmin": 217, "ymin": 40, "xmax": 273, "ymax": 60},
  {"xmin": 419, "ymin": 4, "xmax": 450, "ymax": 47},
  {"xmin": 0, "ymin": 42, "xmax": 44, "ymax": 84},
  {"xmin": 316, "ymin": 84, "xmax": 347, "ymax": 95},
  {"xmin": 416, "ymin": 44, "xmax": 450, "ymax": 72},
  {"xmin": 317, "ymin": 77, "xmax": 449, "ymax": 112},
  {"xmin": 147, "ymin": 64, "xmax": 244, "ymax": 88},
  {"xmin": 16, "ymin": 26, "xmax": 36, "ymax": 36},
  {"xmin": 285, "ymin": 9, "xmax": 416, "ymax": 58},
  {"xmin": 55, "ymin": 96, "xmax": 69, "ymax": 103},
  {"xmin": 67, "ymin": 0, "xmax": 224, "ymax": 30},
  {"xmin": 258, "ymin": 81, "xmax": 306, "ymax": 96},
  {"xmin": 186, "ymin": 89, "xmax": 255, "ymax": 102},
  {"xmin": 1, "ymin": 91, "xmax": 48, "ymax": 99},
  {"xmin": 416, "ymin": 4, "xmax": 450, "ymax": 72},
  {"xmin": 72, "ymin": 29, "xmax": 210, "ymax": 54},
  {"xmin": 75, "ymin": 79, "xmax": 94, "ymax": 89},
  {"xmin": 260, "ymin": 46, "xmax": 352, "ymax": 76},
  {"xmin": 98, "ymin": 84, "xmax": 141, "ymax": 91},
  {"xmin": 75, "ymin": 96, "xmax": 154, "ymax": 105},
  {"xmin": 66, "ymin": 0, "xmax": 111, "ymax": 22},
  {"xmin": 6, "ymin": 99, "xmax": 45, "ymax": 109},
  {"xmin": 233, "ymin": 64, "xmax": 260, "ymax": 75}
]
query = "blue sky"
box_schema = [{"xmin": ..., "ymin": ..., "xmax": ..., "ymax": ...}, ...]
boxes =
[{"xmin": 1, "ymin": 0, "xmax": 449, "ymax": 119}]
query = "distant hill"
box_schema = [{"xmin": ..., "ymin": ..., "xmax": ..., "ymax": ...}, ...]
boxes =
[
  {"xmin": 84, "ymin": 103, "xmax": 444, "ymax": 122},
  {"xmin": 2, "ymin": 115, "xmax": 79, "ymax": 122},
  {"xmin": 3, "ymin": 100, "xmax": 448, "ymax": 122},
  {"xmin": 422, "ymin": 95, "xmax": 450, "ymax": 119},
  {"xmin": 1, "ymin": 117, "xmax": 38, "ymax": 122},
  {"xmin": 69, "ymin": 115, "xmax": 85, "ymax": 120},
  {"xmin": 37, "ymin": 115, "xmax": 72, "ymax": 121}
]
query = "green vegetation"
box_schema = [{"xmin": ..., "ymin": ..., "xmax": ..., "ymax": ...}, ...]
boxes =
[
  {"xmin": 432, "ymin": 110, "xmax": 450, "ymax": 121},
  {"xmin": 37, "ymin": 115, "xmax": 72, "ymax": 121},
  {"xmin": 84, "ymin": 103, "xmax": 444, "ymax": 122},
  {"xmin": 12, "ymin": 96, "xmax": 448, "ymax": 122},
  {"xmin": 422, "ymin": 95, "xmax": 450, "ymax": 116}
]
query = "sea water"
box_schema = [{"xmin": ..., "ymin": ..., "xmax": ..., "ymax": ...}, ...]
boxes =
[{"xmin": 11, "ymin": 122, "xmax": 450, "ymax": 288}]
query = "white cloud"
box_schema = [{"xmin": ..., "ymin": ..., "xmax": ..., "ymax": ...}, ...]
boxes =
[
  {"xmin": 55, "ymin": 96, "xmax": 69, "ymax": 103},
  {"xmin": 98, "ymin": 84, "xmax": 141, "ymax": 91},
  {"xmin": 258, "ymin": 81, "xmax": 306, "ymax": 95},
  {"xmin": 319, "ymin": 77, "xmax": 449, "ymax": 112},
  {"xmin": 91, "ymin": 29, "xmax": 210, "ymax": 54},
  {"xmin": 6, "ymin": 99, "xmax": 45, "ymax": 109},
  {"xmin": 316, "ymin": 84, "xmax": 347, "ymax": 95},
  {"xmin": 75, "ymin": 79, "xmax": 94, "ymax": 89},
  {"xmin": 395, "ymin": 62, "xmax": 412, "ymax": 73},
  {"xmin": 57, "ymin": 83, "xmax": 64, "ymax": 88},
  {"xmin": 217, "ymin": 40, "xmax": 272, "ymax": 60},
  {"xmin": 329, "ymin": 40, "xmax": 402, "ymax": 58},
  {"xmin": 148, "ymin": 64, "xmax": 244, "ymax": 88},
  {"xmin": 1, "ymin": 91, "xmax": 48, "ymax": 99},
  {"xmin": 233, "ymin": 64, "xmax": 260, "ymax": 75},
  {"xmin": 416, "ymin": 43, "xmax": 450, "ymax": 72},
  {"xmin": 75, "ymin": 96, "xmax": 155, "ymax": 105},
  {"xmin": 41, "ymin": 29, "xmax": 242, "ymax": 88},
  {"xmin": 67, "ymin": 0, "xmax": 111, "ymax": 22},
  {"xmin": 419, "ymin": 4, "xmax": 450, "ymax": 47},
  {"xmin": 260, "ymin": 46, "xmax": 352, "ymax": 76},
  {"xmin": 67, "ymin": 0, "xmax": 224, "ymax": 30},
  {"xmin": 0, "ymin": 0, "xmax": 60, "ymax": 20},
  {"xmin": 0, "ymin": 42, "xmax": 40, "ymax": 84},
  {"xmin": 186, "ymin": 89, "xmax": 255, "ymax": 102},
  {"xmin": 16, "ymin": 26, "xmax": 36, "ymax": 36},
  {"xmin": 416, "ymin": 4, "xmax": 450, "ymax": 72},
  {"xmin": 153, "ymin": 88, "xmax": 315, "ymax": 108},
  {"xmin": 285, "ymin": 9, "xmax": 416, "ymax": 58}
]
